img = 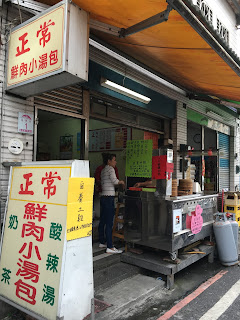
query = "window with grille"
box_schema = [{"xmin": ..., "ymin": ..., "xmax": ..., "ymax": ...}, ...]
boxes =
[
  {"xmin": 196, "ymin": 0, "xmax": 213, "ymax": 24},
  {"xmin": 216, "ymin": 18, "xmax": 229, "ymax": 44}
]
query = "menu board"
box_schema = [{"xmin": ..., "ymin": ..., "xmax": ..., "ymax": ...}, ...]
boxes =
[
  {"xmin": 89, "ymin": 127, "xmax": 131, "ymax": 151},
  {"xmin": 125, "ymin": 140, "xmax": 153, "ymax": 178},
  {"xmin": 144, "ymin": 131, "xmax": 159, "ymax": 149}
]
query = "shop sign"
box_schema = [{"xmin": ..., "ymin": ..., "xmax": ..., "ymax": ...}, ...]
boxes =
[
  {"xmin": 18, "ymin": 112, "xmax": 34, "ymax": 134},
  {"xmin": 126, "ymin": 140, "xmax": 153, "ymax": 178},
  {"xmin": 0, "ymin": 166, "xmax": 71, "ymax": 319},
  {"xmin": 6, "ymin": 1, "xmax": 89, "ymax": 97},
  {"xmin": 207, "ymin": 120, "xmax": 230, "ymax": 135}
]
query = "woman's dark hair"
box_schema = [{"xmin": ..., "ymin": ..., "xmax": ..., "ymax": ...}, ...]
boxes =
[{"xmin": 103, "ymin": 153, "xmax": 116, "ymax": 165}]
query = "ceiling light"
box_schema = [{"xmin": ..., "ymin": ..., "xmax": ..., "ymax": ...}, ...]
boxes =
[{"xmin": 100, "ymin": 77, "xmax": 151, "ymax": 104}]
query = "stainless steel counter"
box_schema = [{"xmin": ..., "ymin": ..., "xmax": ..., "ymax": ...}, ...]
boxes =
[{"xmin": 124, "ymin": 192, "xmax": 218, "ymax": 257}]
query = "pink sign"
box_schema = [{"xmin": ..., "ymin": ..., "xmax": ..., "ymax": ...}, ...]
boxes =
[{"xmin": 191, "ymin": 204, "xmax": 203, "ymax": 234}]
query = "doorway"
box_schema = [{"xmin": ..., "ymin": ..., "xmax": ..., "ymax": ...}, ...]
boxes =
[{"xmin": 35, "ymin": 108, "xmax": 85, "ymax": 161}]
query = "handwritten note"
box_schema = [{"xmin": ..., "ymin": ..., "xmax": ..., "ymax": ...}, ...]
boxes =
[
  {"xmin": 125, "ymin": 140, "xmax": 153, "ymax": 178},
  {"xmin": 67, "ymin": 178, "xmax": 94, "ymax": 241}
]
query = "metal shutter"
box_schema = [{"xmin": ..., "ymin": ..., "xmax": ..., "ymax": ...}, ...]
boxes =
[
  {"xmin": 218, "ymin": 132, "xmax": 230, "ymax": 191},
  {"xmin": 34, "ymin": 84, "xmax": 83, "ymax": 114},
  {"xmin": 90, "ymin": 92, "xmax": 164, "ymax": 134}
]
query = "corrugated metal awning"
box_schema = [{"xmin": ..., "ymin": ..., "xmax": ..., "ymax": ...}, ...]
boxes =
[{"xmin": 37, "ymin": 0, "xmax": 240, "ymax": 102}]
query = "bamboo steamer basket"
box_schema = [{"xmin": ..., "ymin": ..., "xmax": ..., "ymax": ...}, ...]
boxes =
[
  {"xmin": 178, "ymin": 179, "xmax": 193, "ymax": 195},
  {"xmin": 171, "ymin": 179, "xmax": 178, "ymax": 197}
]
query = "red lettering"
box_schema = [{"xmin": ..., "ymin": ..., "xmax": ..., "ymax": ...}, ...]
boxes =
[
  {"xmin": 49, "ymin": 50, "xmax": 58, "ymax": 65},
  {"xmin": 16, "ymin": 259, "xmax": 40, "ymax": 283},
  {"xmin": 20, "ymin": 62, "xmax": 28, "ymax": 76},
  {"xmin": 19, "ymin": 173, "xmax": 34, "ymax": 195},
  {"xmin": 11, "ymin": 65, "xmax": 19, "ymax": 79},
  {"xmin": 39, "ymin": 53, "xmax": 48, "ymax": 70},
  {"xmin": 21, "ymin": 222, "xmax": 44, "ymax": 242},
  {"xmin": 16, "ymin": 33, "xmax": 30, "ymax": 57},
  {"xmin": 41, "ymin": 171, "xmax": 61, "ymax": 199},
  {"xmin": 36, "ymin": 20, "xmax": 55, "ymax": 48},
  {"xmin": 15, "ymin": 279, "xmax": 36, "ymax": 305},
  {"xmin": 19, "ymin": 242, "xmax": 41, "ymax": 260}
]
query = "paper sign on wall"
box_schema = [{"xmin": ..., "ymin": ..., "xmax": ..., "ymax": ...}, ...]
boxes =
[
  {"xmin": 191, "ymin": 205, "xmax": 203, "ymax": 234},
  {"xmin": 18, "ymin": 112, "xmax": 34, "ymax": 134},
  {"xmin": 0, "ymin": 166, "xmax": 71, "ymax": 320},
  {"xmin": 125, "ymin": 140, "xmax": 153, "ymax": 178},
  {"xmin": 144, "ymin": 132, "xmax": 159, "ymax": 149},
  {"xmin": 67, "ymin": 178, "xmax": 94, "ymax": 241}
]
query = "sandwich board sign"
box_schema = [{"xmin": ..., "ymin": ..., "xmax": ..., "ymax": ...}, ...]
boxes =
[{"xmin": 0, "ymin": 160, "xmax": 94, "ymax": 320}]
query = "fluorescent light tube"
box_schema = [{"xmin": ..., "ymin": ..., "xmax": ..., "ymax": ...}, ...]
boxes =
[{"xmin": 101, "ymin": 78, "xmax": 151, "ymax": 104}]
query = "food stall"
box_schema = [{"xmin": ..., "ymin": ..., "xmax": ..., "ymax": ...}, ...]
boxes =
[{"xmin": 121, "ymin": 140, "xmax": 217, "ymax": 288}]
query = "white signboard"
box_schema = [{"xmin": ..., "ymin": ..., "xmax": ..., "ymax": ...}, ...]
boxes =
[
  {"xmin": 0, "ymin": 161, "xmax": 94, "ymax": 320},
  {"xmin": 173, "ymin": 209, "xmax": 182, "ymax": 233},
  {"xmin": 6, "ymin": 1, "xmax": 89, "ymax": 97},
  {"xmin": 18, "ymin": 112, "xmax": 34, "ymax": 134}
]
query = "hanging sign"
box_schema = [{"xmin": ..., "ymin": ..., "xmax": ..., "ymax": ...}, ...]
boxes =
[
  {"xmin": 67, "ymin": 177, "xmax": 94, "ymax": 241},
  {"xmin": 0, "ymin": 166, "xmax": 71, "ymax": 319},
  {"xmin": 6, "ymin": 1, "xmax": 89, "ymax": 97},
  {"xmin": 125, "ymin": 140, "xmax": 153, "ymax": 178}
]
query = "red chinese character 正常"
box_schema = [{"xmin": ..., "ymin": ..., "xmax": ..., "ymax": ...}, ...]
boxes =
[
  {"xmin": 36, "ymin": 20, "xmax": 55, "ymax": 48},
  {"xmin": 15, "ymin": 279, "xmax": 36, "ymax": 305},
  {"xmin": 21, "ymin": 222, "xmax": 44, "ymax": 242},
  {"xmin": 19, "ymin": 173, "xmax": 34, "ymax": 195},
  {"xmin": 41, "ymin": 171, "xmax": 61, "ymax": 199},
  {"xmin": 16, "ymin": 32, "xmax": 30, "ymax": 57},
  {"xmin": 19, "ymin": 242, "xmax": 41, "ymax": 260},
  {"xmin": 49, "ymin": 50, "xmax": 58, "ymax": 65}
]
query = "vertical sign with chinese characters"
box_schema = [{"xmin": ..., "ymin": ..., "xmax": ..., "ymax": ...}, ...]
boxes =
[
  {"xmin": 0, "ymin": 166, "xmax": 71, "ymax": 320},
  {"xmin": 125, "ymin": 140, "xmax": 153, "ymax": 178},
  {"xmin": 7, "ymin": 4, "xmax": 65, "ymax": 87},
  {"xmin": 67, "ymin": 178, "xmax": 94, "ymax": 241}
]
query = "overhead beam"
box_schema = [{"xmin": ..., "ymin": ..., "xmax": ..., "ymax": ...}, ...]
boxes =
[{"xmin": 120, "ymin": 5, "xmax": 172, "ymax": 38}]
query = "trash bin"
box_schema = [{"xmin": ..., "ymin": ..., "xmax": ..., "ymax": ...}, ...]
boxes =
[{"xmin": 213, "ymin": 212, "xmax": 238, "ymax": 266}]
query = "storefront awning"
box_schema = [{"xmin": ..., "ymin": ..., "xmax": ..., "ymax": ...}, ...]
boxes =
[{"xmin": 38, "ymin": 0, "xmax": 240, "ymax": 103}]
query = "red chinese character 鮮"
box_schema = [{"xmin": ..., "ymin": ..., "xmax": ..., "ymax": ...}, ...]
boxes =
[
  {"xmin": 41, "ymin": 171, "xmax": 61, "ymax": 199},
  {"xmin": 11, "ymin": 65, "xmax": 19, "ymax": 79},
  {"xmin": 24, "ymin": 203, "xmax": 47, "ymax": 222},
  {"xmin": 38, "ymin": 53, "xmax": 48, "ymax": 70},
  {"xmin": 16, "ymin": 259, "xmax": 40, "ymax": 283},
  {"xmin": 49, "ymin": 50, "xmax": 58, "ymax": 65},
  {"xmin": 22, "ymin": 222, "xmax": 44, "ymax": 242},
  {"xmin": 36, "ymin": 20, "xmax": 55, "ymax": 48},
  {"xmin": 19, "ymin": 242, "xmax": 41, "ymax": 260},
  {"xmin": 20, "ymin": 62, "xmax": 28, "ymax": 76},
  {"xmin": 19, "ymin": 173, "xmax": 34, "ymax": 195},
  {"xmin": 15, "ymin": 279, "xmax": 36, "ymax": 305},
  {"xmin": 16, "ymin": 32, "xmax": 30, "ymax": 57},
  {"xmin": 29, "ymin": 58, "xmax": 37, "ymax": 73}
]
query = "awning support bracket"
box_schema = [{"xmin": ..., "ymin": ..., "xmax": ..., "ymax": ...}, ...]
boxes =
[
  {"xmin": 119, "ymin": 4, "xmax": 172, "ymax": 38},
  {"xmin": 89, "ymin": 4, "xmax": 173, "ymax": 38}
]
